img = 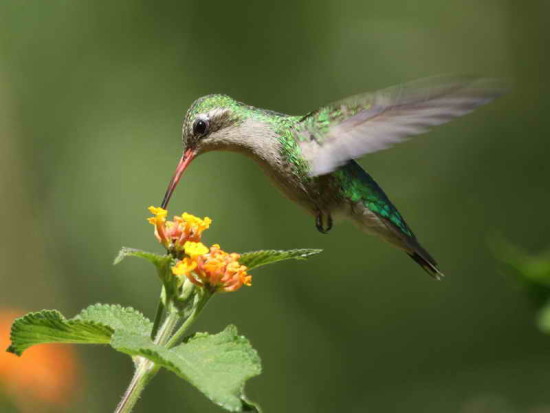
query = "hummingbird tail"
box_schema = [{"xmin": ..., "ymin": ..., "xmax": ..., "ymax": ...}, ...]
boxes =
[
  {"xmin": 407, "ymin": 249, "xmax": 444, "ymax": 280},
  {"xmin": 338, "ymin": 161, "xmax": 445, "ymax": 279}
]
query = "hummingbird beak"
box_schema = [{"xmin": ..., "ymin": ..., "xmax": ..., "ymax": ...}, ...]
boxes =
[{"xmin": 160, "ymin": 148, "xmax": 197, "ymax": 209}]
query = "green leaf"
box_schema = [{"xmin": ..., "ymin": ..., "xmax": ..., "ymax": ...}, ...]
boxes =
[
  {"xmin": 113, "ymin": 325, "xmax": 261, "ymax": 412},
  {"xmin": 114, "ymin": 247, "xmax": 179, "ymax": 302},
  {"xmin": 492, "ymin": 238, "xmax": 550, "ymax": 308},
  {"xmin": 7, "ymin": 310, "xmax": 111, "ymax": 355},
  {"xmin": 8, "ymin": 304, "xmax": 152, "ymax": 356},
  {"xmin": 492, "ymin": 238, "xmax": 550, "ymax": 285},
  {"xmin": 239, "ymin": 248, "xmax": 322, "ymax": 270},
  {"xmin": 75, "ymin": 304, "xmax": 152, "ymax": 336},
  {"xmin": 241, "ymin": 394, "xmax": 262, "ymax": 412},
  {"xmin": 8, "ymin": 307, "xmax": 261, "ymax": 411},
  {"xmin": 114, "ymin": 247, "xmax": 169, "ymax": 267},
  {"xmin": 537, "ymin": 301, "xmax": 550, "ymax": 334}
]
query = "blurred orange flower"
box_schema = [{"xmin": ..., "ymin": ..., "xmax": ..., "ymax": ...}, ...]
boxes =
[{"xmin": 0, "ymin": 310, "xmax": 80, "ymax": 412}]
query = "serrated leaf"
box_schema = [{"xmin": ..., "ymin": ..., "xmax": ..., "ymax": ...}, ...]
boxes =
[
  {"xmin": 8, "ymin": 304, "xmax": 152, "ymax": 356},
  {"xmin": 8, "ymin": 307, "xmax": 261, "ymax": 411},
  {"xmin": 7, "ymin": 310, "xmax": 112, "ymax": 355},
  {"xmin": 75, "ymin": 304, "xmax": 152, "ymax": 336},
  {"xmin": 114, "ymin": 247, "xmax": 178, "ymax": 300},
  {"xmin": 239, "ymin": 249, "xmax": 322, "ymax": 270},
  {"xmin": 113, "ymin": 325, "xmax": 261, "ymax": 412},
  {"xmin": 114, "ymin": 247, "xmax": 169, "ymax": 266}
]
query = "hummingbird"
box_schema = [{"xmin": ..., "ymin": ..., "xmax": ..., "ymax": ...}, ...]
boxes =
[{"xmin": 160, "ymin": 76, "xmax": 505, "ymax": 279}]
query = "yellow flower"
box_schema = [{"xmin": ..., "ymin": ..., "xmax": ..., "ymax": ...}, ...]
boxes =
[
  {"xmin": 181, "ymin": 213, "xmax": 212, "ymax": 234},
  {"xmin": 172, "ymin": 258, "xmax": 197, "ymax": 277},
  {"xmin": 147, "ymin": 207, "xmax": 211, "ymax": 253},
  {"xmin": 148, "ymin": 206, "xmax": 167, "ymax": 220},
  {"xmin": 173, "ymin": 243, "xmax": 252, "ymax": 293},
  {"xmin": 151, "ymin": 208, "xmax": 251, "ymax": 292},
  {"xmin": 183, "ymin": 241, "xmax": 209, "ymax": 257},
  {"xmin": 147, "ymin": 206, "xmax": 169, "ymax": 247}
]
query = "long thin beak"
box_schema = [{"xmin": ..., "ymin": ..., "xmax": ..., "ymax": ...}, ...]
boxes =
[{"xmin": 160, "ymin": 148, "xmax": 196, "ymax": 209}]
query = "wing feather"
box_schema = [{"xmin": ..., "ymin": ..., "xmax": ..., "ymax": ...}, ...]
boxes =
[{"xmin": 299, "ymin": 76, "xmax": 507, "ymax": 176}]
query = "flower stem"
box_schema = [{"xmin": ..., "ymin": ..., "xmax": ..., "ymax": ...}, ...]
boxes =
[
  {"xmin": 114, "ymin": 309, "xmax": 179, "ymax": 413},
  {"xmin": 167, "ymin": 291, "xmax": 211, "ymax": 348},
  {"xmin": 113, "ymin": 359, "xmax": 157, "ymax": 413},
  {"xmin": 150, "ymin": 299, "xmax": 165, "ymax": 340}
]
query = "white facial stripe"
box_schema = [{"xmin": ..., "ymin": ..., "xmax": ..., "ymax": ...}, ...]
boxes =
[{"xmin": 206, "ymin": 108, "xmax": 230, "ymax": 120}]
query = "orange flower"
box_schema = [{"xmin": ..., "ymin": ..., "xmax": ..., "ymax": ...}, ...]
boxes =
[
  {"xmin": 148, "ymin": 207, "xmax": 211, "ymax": 253},
  {"xmin": 0, "ymin": 310, "xmax": 80, "ymax": 411},
  {"xmin": 172, "ymin": 244, "xmax": 252, "ymax": 293}
]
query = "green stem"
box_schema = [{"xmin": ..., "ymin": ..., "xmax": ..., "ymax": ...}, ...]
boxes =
[
  {"xmin": 113, "ymin": 359, "xmax": 157, "ymax": 413},
  {"xmin": 114, "ymin": 310, "xmax": 179, "ymax": 413},
  {"xmin": 153, "ymin": 307, "xmax": 179, "ymax": 345},
  {"xmin": 114, "ymin": 288, "xmax": 212, "ymax": 413},
  {"xmin": 167, "ymin": 291, "xmax": 211, "ymax": 348},
  {"xmin": 150, "ymin": 298, "xmax": 165, "ymax": 340}
]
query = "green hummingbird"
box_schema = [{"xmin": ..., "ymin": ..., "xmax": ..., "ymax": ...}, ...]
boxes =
[{"xmin": 160, "ymin": 76, "xmax": 505, "ymax": 278}]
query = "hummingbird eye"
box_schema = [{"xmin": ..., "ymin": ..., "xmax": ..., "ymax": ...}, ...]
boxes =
[{"xmin": 193, "ymin": 118, "xmax": 209, "ymax": 136}]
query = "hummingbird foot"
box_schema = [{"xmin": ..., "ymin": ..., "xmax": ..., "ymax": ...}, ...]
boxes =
[{"xmin": 315, "ymin": 212, "xmax": 333, "ymax": 234}]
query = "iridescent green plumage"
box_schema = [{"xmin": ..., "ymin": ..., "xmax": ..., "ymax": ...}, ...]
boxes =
[
  {"xmin": 187, "ymin": 94, "xmax": 415, "ymax": 235},
  {"xmin": 162, "ymin": 77, "xmax": 505, "ymax": 278},
  {"xmin": 334, "ymin": 161, "xmax": 413, "ymax": 237}
]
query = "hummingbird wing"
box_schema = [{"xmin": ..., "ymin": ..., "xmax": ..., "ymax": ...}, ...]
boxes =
[{"xmin": 298, "ymin": 76, "xmax": 506, "ymax": 176}]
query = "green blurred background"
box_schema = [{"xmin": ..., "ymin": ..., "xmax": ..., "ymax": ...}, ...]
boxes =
[{"xmin": 1, "ymin": 0, "xmax": 549, "ymax": 412}]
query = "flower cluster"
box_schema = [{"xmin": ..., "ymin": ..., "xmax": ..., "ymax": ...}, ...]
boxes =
[
  {"xmin": 173, "ymin": 243, "xmax": 252, "ymax": 293},
  {"xmin": 148, "ymin": 207, "xmax": 251, "ymax": 293},
  {"xmin": 148, "ymin": 206, "xmax": 211, "ymax": 254}
]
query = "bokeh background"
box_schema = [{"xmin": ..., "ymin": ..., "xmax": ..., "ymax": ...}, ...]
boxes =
[{"xmin": 1, "ymin": 1, "xmax": 549, "ymax": 412}]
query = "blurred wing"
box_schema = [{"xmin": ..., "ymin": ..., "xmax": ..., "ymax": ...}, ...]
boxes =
[{"xmin": 299, "ymin": 76, "xmax": 507, "ymax": 176}]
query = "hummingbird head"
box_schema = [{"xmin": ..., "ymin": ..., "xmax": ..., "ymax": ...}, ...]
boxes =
[{"xmin": 161, "ymin": 94, "xmax": 250, "ymax": 208}]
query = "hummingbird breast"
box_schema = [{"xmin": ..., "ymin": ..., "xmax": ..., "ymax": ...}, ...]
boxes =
[
  {"xmin": 253, "ymin": 129, "xmax": 341, "ymax": 216},
  {"xmin": 206, "ymin": 116, "xmax": 340, "ymax": 216},
  {"xmin": 247, "ymin": 146, "xmax": 336, "ymax": 216}
]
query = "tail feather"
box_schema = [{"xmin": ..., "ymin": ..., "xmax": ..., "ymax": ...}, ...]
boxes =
[
  {"xmin": 338, "ymin": 161, "xmax": 445, "ymax": 279},
  {"xmin": 378, "ymin": 214, "xmax": 445, "ymax": 279},
  {"xmin": 407, "ymin": 249, "xmax": 444, "ymax": 280}
]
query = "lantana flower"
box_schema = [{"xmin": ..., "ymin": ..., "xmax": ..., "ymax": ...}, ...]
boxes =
[
  {"xmin": 148, "ymin": 207, "xmax": 251, "ymax": 293},
  {"xmin": 173, "ymin": 243, "xmax": 252, "ymax": 293},
  {"xmin": 148, "ymin": 206, "xmax": 211, "ymax": 254}
]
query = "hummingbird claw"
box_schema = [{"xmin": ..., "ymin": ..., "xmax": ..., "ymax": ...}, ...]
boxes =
[{"xmin": 315, "ymin": 212, "xmax": 333, "ymax": 234}]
